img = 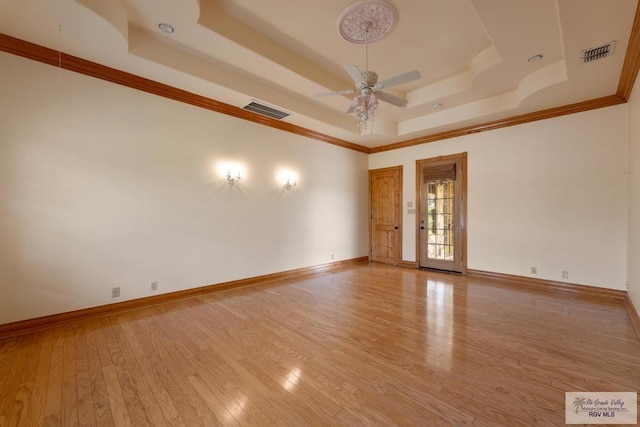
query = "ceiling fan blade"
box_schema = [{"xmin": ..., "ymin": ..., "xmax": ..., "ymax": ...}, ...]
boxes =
[
  {"xmin": 376, "ymin": 70, "xmax": 422, "ymax": 89},
  {"xmin": 344, "ymin": 65, "xmax": 366, "ymax": 87},
  {"xmin": 376, "ymin": 91, "xmax": 408, "ymax": 107},
  {"xmin": 313, "ymin": 89, "xmax": 355, "ymax": 98}
]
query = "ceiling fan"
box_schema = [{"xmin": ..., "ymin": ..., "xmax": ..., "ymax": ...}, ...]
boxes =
[
  {"xmin": 313, "ymin": 21, "xmax": 421, "ymax": 116},
  {"xmin": 314, "ymin": 65, "xmax": 421, "ymax": 110}
]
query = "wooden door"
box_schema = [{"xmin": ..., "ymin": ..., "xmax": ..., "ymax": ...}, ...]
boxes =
[
  {"xmin": 417, "ymin": 154, "xmax": 467, "ymax": 273},
  {"xmin": 369, "ymin": 166, "xmax": 402, "ymax": 265}
]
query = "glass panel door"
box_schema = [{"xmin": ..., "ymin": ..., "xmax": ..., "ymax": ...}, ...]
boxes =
[
  {"xmin": 427, "ymin": 179, "xmax": 455, "ymax": 261},
  {"xmin": 418, "ymin": 156, "xmax": 465, "ymax": 273}
]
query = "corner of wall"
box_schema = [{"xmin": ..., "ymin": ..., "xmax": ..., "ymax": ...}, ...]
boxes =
[{"xmin": 627, "ymin": 82, "xmax": 640, "ymax": 312}]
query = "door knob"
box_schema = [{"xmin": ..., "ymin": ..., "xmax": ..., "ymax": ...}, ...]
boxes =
[{"xmin": 394, "ymin": 226, "xmax": 398, "ymax": 229}]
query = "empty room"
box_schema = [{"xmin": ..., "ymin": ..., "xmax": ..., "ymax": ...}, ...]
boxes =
[{"xmin": 1, "ymin": 0, "xmax": 640, "ymax": 425}]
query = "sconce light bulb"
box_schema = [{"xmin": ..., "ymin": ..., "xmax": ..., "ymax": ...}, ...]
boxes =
[
  {"xmin": 226, "ymin": 171, "xmax": 241, "ymax": 186},
  {"xmin": 285, "ymin": 178, "xmax": 296, "ymax": 191}
]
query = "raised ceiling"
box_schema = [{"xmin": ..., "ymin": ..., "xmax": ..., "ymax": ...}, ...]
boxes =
[{"xmin": 0, "ymin": 0, "xmax": 638, "ymax": 149}]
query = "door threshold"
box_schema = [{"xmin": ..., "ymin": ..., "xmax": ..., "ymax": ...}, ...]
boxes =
[{"xmin": 419, "ymin": 267, "xmax": 462, "ymax": 275}]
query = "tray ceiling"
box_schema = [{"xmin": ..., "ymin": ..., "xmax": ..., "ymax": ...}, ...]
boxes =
[{"xmin": 0, "ymin": 0, "xmax": 637, "ymax": 149}]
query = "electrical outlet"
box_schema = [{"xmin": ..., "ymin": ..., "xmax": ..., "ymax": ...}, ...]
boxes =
[
  {"xmin": 562, "ymin": 271, "xmax": 569, "ymax": 279},
  {"xmin": 331, "ymin": 254, "xmax": 334, "ymax": 260},
  {"xmin": 112, "ymin": 287, "xmax": 120, "ymax": 298},
  {"xmin": 531, "ymin": 267, "xmax": 537, "ymax": 274},
  {"xmin": 151, "ymin": 281, "xmax": 158, "ymax": 291}
]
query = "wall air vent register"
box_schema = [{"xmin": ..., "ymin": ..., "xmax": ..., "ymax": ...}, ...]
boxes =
[
  {"xmin": 581, "ymin": 41, "xmax": 615, "ymax": 63},
  {"xmin": 242, "ymin": 101, "xmax": 290, "ymax": 120}
]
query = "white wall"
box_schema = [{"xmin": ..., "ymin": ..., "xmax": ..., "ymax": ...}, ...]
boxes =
[
  {"xmin": 0, "ymin": 52, "xmax": 369, "ymax": 324},
  {"xmin": 370, "ymin": 106, "xmax": 629, "ymax": 289},
  {"xmin": 628, "ymin": 83, "xmax": 640, "ymax": 309}
]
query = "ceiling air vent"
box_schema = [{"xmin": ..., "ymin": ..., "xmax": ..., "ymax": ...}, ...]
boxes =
[
  {"xmin": 242, "ymin": 101, "xmax": 290, "ymax": 120},
  {"xmin": 580, "ymin": 41, "xmax": 615, "ymax": 63}
]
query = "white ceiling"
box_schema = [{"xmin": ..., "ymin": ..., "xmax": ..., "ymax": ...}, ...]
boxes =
[{"xmin": 0, "ymin": 0, "xmax": 637, "ymax": 148}]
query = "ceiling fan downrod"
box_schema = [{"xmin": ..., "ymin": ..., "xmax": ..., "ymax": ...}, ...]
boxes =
[
  {"xmin": 362, "ymin": 20, "xmax": 373, "ymax": 72},
  {"xmin": 360, "ymin": 21, "xmax": 378, "ymax": 87}
]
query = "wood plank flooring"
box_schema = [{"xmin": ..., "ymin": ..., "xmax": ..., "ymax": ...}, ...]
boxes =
[{"xmin": 1, "ymin": 262, "xmax": 639, "ymax": 426}]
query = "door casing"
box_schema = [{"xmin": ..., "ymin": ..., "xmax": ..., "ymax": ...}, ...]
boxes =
[{"xmin": 416, "ymin": 153, "xmax": 467, "ymax": 274}]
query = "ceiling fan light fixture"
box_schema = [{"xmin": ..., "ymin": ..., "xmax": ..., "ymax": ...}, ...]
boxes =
[
  {"xmin": 312, "ymin": 0, "xmax": 419, "ymax": 136},
  {"xmin": 352, "ymin": 92, "xmax": 379, "ymax": 135},
  {"xmin": 353, "ymin": 93, "xmax": 378, "ymax": 118}
]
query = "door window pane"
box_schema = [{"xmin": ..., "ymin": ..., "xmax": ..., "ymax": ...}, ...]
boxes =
[{"xmin": 427, "ymin": 179, "xmax": 454, "ymax": 261}]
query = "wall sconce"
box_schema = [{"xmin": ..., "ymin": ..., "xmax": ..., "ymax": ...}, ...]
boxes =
[
  {"xmin": 217, "ymin": 161, "xmax": 245, "ymax": 187},
  {"xmin": 284, "ymin": 178, "xmax": 297, "ymax": 191},
  {"xmin": 226, "ymin": 170, "xmax": 242, "ymax": 186},
  {"xmin": 277, "ymin": 169, "xmax": 298, "ymax": 191}
]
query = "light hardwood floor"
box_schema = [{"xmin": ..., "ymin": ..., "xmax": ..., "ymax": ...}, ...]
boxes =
[{"xmin": 1, "ymin": 262, "xmax": 639, "ymax": 426}]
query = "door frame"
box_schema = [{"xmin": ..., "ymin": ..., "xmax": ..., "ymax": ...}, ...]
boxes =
[
  {"xmin": 415, "ymin": 153, "xmax": 467, "ymax": 274},
  {"xmin": 369, "ymin": 166, "xmax": 403, "ymax": 265}
]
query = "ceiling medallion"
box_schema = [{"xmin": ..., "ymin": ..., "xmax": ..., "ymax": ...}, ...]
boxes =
[{"xmin": 337, "ymin": 0, "xmax": 397, "ymax": 44}]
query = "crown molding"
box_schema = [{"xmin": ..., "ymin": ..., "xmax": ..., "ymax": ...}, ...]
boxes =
[
  {"xmin": 369, "ymin": 95, "xmax": 625, "ymax": 153},
  {"xmin": 369, "ymin": 0, "xmax": 640, "ymax": 154},
  {"xmin": 617, "ymin": 0, "xmax": 640, "ymax": 101},
  {"xmin": 2, "ymin": 0, "xmax": 640, "ymax": 157},
  {"xmin": 0, "ymin": 33, "xmax": 370, "ymax": 154}
]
